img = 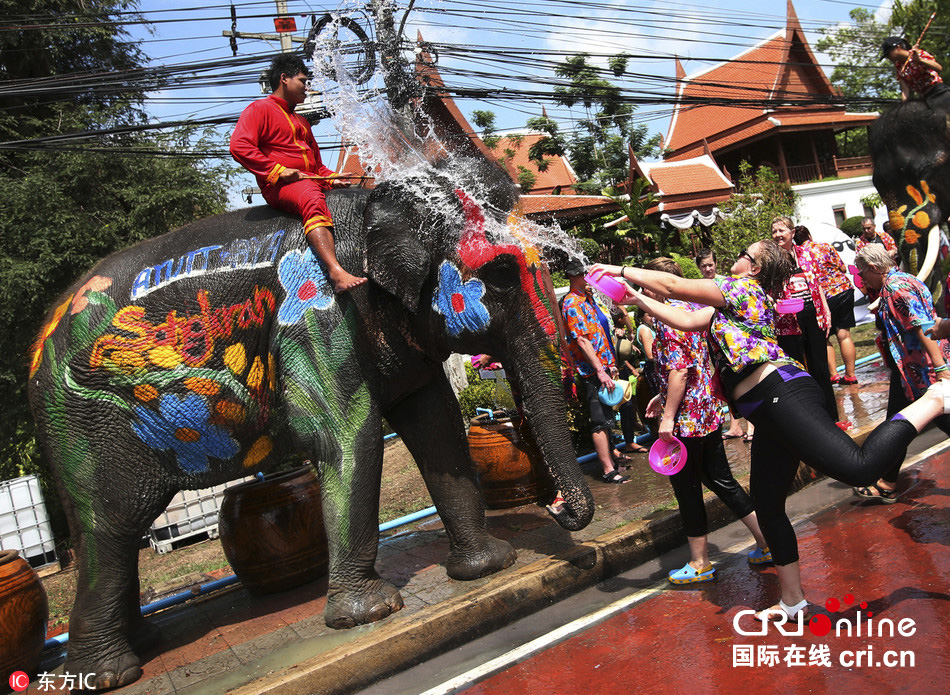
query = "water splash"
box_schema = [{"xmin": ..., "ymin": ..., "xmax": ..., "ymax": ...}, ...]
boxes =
[{"xmin": 307, "ymin": 9, "xmax": 582, "ymax": 264}]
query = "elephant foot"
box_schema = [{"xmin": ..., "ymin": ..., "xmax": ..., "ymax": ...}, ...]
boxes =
[
  {"xmin": 445, "ymin": 536, "xmax": 516, "ymax": 581},
  {"xmin": 324, "ymin": 577, "xmax": 404, "ymax": 629},
  {"xmin": 64, "ymin": 647, "xmax": 142, "ymax": 691},
  {"xmin": 127, "ymin": 619, "xmax": 162, "ymax": 654}
]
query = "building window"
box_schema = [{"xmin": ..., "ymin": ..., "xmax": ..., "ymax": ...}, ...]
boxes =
[
  {"xmin": 863, "ymin": 205, "xmax": 875, "ymax": 220},
  {"xmin": 833, "ymin": 206, "xmax": 847, "ymax": 228}
]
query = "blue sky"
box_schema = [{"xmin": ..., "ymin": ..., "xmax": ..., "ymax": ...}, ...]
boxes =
[{"xmin": 126, "ymin": 0, "xmax": 893, "ymax": 204}]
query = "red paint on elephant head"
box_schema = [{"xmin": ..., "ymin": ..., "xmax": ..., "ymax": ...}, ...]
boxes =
[{"xmin": 454, "ymin": 189, "xmax": 555, "ymax": 338}]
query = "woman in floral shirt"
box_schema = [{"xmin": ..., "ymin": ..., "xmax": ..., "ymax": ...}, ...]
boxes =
[
  {"xmin": 645, "ymin": 258, "xmax": 769, "ymax": 585},
  {"xmin": 589, "ymin": 240, "xmax": 950, "ymax": 622},
  {"xmin": 772, "ymin": 217, "xmax": 838, "ymax": 420},
  {"xmin": 794, "ymin": 225, "xmax": 858, "ymax": 385},
  {"xmin": 852, "ymin": 245, "xmax": 950, "ymax": 503}
]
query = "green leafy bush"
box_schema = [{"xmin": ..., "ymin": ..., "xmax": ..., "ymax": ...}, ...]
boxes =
[{"xmin": 840, "ymin": 216, "xmax": 864, "ymax": 238}]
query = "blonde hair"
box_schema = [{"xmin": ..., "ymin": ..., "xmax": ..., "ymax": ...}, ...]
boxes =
[{"xmin": 771, "ymin": 215, "xmax": 795, "ymax": 231}]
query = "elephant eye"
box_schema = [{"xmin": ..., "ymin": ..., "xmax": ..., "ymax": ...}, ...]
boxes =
[{"xmin": 479, "ymin": 255, "xmax": 520, "ymax": 291}]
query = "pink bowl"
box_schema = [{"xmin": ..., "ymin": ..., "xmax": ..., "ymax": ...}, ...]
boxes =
[
  {"xmin": 649, "ymin": 437, "xmax": 687, "ymax": 476},
  {"xmin": 775, "ymin": 297, "xmax": 804, "ymax": 314},
  {"xmin": 585, "ymin": 272, "xmax": 627, "ymax": 302}
]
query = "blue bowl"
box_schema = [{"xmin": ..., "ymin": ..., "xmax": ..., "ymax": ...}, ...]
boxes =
[{"xmin": 598, "ymin": 381, "xmax": 625, "ymax": 407}]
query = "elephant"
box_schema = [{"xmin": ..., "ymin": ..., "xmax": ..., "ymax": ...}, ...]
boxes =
[
  {"xmin": 27, "ymin": 156, "xmax": 594, "ymax": 689},
  {"xmin": 869, "ymin": 100, "xmax": 949, "ymax": 294}
]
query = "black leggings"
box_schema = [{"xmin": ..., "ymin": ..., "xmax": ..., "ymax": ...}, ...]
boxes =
[
  {"xmin": 735, "ymin": 367, "xmax": 918, "ymax": 566},
  {"xmin": 880, "ymin": 368, "xmax": 950, "ymax": 483},
  {"xmin": 669, "ymin": 428, "xmax": 755, "ymax": 537},
  {"xmin": 777, "ymin": 305, "xmax": 838, "ymax": 420}
]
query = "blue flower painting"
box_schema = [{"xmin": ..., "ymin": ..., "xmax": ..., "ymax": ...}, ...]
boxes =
[
  {"xmin": 276, "ymin": 249, "xmax": 334, "ymax": 325},
  {"xmin": 432, "ymin": 261, "xmax": 491, "ymax": 336},
  {"xmin": 132, "ymin": 393, "xmax": 239, "ymax": 474}
]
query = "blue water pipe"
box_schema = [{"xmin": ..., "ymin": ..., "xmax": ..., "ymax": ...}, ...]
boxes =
[{"xmin": 46, "ymin": 358, "xmax": 884, "ymax": 651}]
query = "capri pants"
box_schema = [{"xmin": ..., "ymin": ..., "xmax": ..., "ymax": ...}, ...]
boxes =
[
  {"xmin": 734, "ymin": 365, "xmax": 918, "ymax": 566},
  {"xmin": 669, "ymin": 428, "xmax": 755, "ymax": 538}
]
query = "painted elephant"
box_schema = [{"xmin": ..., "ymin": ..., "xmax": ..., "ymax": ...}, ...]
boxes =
[
  {"xmin": 28, "ymin": 156, "xmax": 594, "ymax": 689},
  {"xmin": 869, "ymin": 101, "xmax": 948, "ymax": 292}
]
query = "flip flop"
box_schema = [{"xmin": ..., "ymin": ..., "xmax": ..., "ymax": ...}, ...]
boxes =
[{"xmin": 623, "ymin": 443, "xmax": 649, "ymax": 454}]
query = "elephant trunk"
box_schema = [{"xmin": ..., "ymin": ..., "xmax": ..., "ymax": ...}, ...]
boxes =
[{"xmin": 507, "ymin": 349, "xmax": 594, "ymax": 531}]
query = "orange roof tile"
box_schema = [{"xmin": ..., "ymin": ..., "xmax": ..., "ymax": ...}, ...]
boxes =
[
  {"xmin": 640, "ymin": 156, "xmax": 733, "ymax": 197},
  {"xmin": 490, "ymin": 131, "xmax": 577, "ymax": 194},
  {"xmin": 519, "ymin": 195, "xmax": 618, "ymax": 220},
  {"xmin": 665, "ymin": 1, "xmax": 857, "ymax": 159}
]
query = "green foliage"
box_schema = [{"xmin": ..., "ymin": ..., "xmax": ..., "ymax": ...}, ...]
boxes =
[
  {"xmin": 670, "ymin": 253, "xmax": 701, "ymax": 279},
  {"xmin": 516, "ymin": 165, "xmax": 537, "ymax": 193},
  {"xmin": 525, "ymin": 115, "xmax": 567, "ymax": 170},
  {"xmin": 840, "ymin": 216, "xmax": 865, "ymax": 238},
  {"xmin": 891, "ymin": 1, "xmax": 950, "ymax": 79},
  {"xmin": 816, "ymin": 8, "xmax": 900, "ymax": 106},
  {"xmin": 550, "ymin": 270, "xmax": 568, "ymax": 288},
  {"xmin": 835, "ymin": 128, "xmax": 870, "ymax": 158},
  {"xmin": 577, "ymin": 237, "xmax": 600, "ymax": 261},
  {"xmin": 0, "ymin": 1, "xmax": 233, "ymax": 537},
  {"xmin": 710, "ymin": 162, "xmax": 798, "ymax": 268},
  {"xmin": 472, "ymin": 109, "xmax": 499, "ymax": 150},
  {"xmin": 457, "ymin": 365, "xmax": 515, "ymax": 421},
  {"xmin": 861, "ymin": 191, "xmax": 884, "ymax": 209},
  {"xmin": 548, "ymin": 53, "xmax": 660, "ymax": 193}
]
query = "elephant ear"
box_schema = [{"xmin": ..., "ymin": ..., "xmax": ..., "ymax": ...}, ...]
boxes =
[{"xmin": 364, "ymin": 181, "xmax": 440, "ymax": 312}]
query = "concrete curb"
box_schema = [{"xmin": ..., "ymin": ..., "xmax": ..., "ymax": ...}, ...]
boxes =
[{"xmin": 230, "ymin": 423, "xmax": 875, "ymax": 695}]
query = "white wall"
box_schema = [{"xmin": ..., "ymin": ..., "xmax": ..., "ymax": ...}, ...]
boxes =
[{"xmin": 792, "ymin": 175, "xmax": 887, "ymax": 230}]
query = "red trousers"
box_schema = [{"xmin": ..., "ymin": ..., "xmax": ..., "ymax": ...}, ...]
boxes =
[{"xmin": 262, "ymin": 179, "xmax": 333, "ymax": 235}]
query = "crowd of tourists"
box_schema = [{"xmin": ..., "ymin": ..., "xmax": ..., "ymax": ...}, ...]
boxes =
[{"xmin": 557, "ymin": 217, "xmax": 950, "ymax": 620}]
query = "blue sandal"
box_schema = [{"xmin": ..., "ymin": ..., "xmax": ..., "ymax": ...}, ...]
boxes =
[
  {"xmin": 668, "ymin": 562, "xmax": 715, "ymax": 584},
  {"xmin": 748, "ymin": 547, "xmax": 773, "ymax": 565}
]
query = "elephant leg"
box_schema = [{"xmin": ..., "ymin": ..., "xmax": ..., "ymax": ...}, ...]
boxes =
[
  {"xmin": 386, "ymin": 375, "xmax": 516, "ymax": 580},
  {"xmin": 63, "ymin": 472, "xmax": 174, "ymax": 690},
  {"xmin": 302, "ymin": 408, "xmax": 403, "ymax": 629}
]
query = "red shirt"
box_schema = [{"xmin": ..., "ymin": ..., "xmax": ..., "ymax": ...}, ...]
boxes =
[
  {"xmin": 230, "ymin": 94, "xmax": 335, "ymax": 189},
  {"xmin": 897, "ymin": 49, "xmax": 943, "ymax": 95}
]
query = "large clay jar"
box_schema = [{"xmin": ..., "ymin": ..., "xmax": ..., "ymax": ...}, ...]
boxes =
[
  {"xmin": 0, "ymin": 550, "xmax": 49, "ymax": 680},
  {"xmin": 218, "ymin": 466, "xmax": 328, "ymax": 595},
  {"xmin": 469, "ymin": 412, "xmax": 551, "ymax": 509}
]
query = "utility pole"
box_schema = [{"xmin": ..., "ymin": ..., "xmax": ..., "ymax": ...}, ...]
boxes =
[
  {"xmin": 369, "ymin": 0, "xmax": 413, "ymax": 117},
  {"xmin": 223, "ymin": 0, "xmax": 299, "ymax": 54}
]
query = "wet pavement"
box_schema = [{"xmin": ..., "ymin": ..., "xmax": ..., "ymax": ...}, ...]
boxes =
[
  {"xmin": 24, "ymin": 359, "xmax": 926, "ymax": 694},
  {"xmin": 454, "ymin": 437, "xmax": 950, "ymax": 695}
]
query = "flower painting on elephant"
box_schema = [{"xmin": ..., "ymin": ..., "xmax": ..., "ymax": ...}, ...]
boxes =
[{"xmin": 82, "ymin": 284, "xmax": 280, "ymax": 477}]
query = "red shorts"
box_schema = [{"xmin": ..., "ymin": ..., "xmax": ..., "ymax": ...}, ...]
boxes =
[{"xmin": 261, "ymin": 178, "xmax": 333, "ymax": 235}]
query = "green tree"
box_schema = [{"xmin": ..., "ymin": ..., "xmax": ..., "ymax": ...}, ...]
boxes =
[
  {"xmin": 0, "ymin": 1, "xmax": 233, "ymax": 533},
  {"xmin": 711, "ymin": 162, "xmax": 798, "ymax": 267},
  {"xmin": 816, "ymin": 8, "xmax": 899, "ymax": 108},
  {"xmin": 548, "ymin": 53, "xmax": 660, "ymax": 195},
  {"xmin": 890, "ymin": 0, "xmax": 950, "ymax": 72}
]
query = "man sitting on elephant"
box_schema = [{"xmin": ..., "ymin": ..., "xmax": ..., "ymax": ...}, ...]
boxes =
[{"xmin": 230, "ymin": 53, "xmax": 366, "ymax": 293}]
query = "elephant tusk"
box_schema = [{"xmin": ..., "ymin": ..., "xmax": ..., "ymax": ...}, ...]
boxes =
[
  {"xmin": 916, "ymin": 225, "xmax": 941, "ymax": 284},
  {"xmin": 867, "ymin": 297, "xmax": 881, "ymax": 312}
]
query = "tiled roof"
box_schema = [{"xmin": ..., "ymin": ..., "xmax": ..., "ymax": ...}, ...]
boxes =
[
  {"xmin": 639, "ymin": 156, "xmax": 733, "ymax": 196},
  {"xmin": 519, "ymin": 195, "xmax": 618, "ymax": 220},
  {"xmin": 665, "ymin": 2, "xmax": 856, "ymax": 159},
  {"xmin": 489, "ymin": 131, "xmax": 577, "ymax": 195}
]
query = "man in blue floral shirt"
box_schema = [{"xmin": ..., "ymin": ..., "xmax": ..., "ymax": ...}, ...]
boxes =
[{"xmin": 561, "ymin": 258, "xmax": 629, "ymax": 484}]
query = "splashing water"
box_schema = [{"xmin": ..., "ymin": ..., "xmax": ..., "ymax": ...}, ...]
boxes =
[{"xmin": 307, "ymin": 9, "xmax": 583, "ymax": 265}]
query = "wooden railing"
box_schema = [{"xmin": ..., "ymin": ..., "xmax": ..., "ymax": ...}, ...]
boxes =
[{"xmin": 784, "ymin": 156, "xmax": 872, "ymax": 184}]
